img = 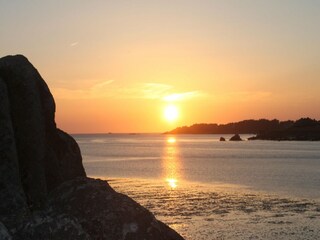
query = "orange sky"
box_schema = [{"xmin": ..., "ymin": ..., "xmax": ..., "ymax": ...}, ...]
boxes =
[{"xmin": 1, "ymin": 1, "xmax": 320, "ymax": 133}]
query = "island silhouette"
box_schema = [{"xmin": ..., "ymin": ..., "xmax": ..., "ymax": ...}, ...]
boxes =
[{"xmin": 166, "ymin": 118, "xmax": 320, "ymax": 141}]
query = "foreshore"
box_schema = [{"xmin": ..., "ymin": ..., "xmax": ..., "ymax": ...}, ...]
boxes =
[{"xmin": 107, "ymin": 177, "xmax": 320, "ymax": 240}]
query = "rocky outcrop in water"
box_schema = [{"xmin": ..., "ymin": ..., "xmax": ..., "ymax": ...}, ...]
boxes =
[
  {"xmin": 229, "ymin": 134, "xmax": 243, "ymax": 141},
  {"xmin": 0, "ymin": 55, "xmax": 184, "ymax": 240}
]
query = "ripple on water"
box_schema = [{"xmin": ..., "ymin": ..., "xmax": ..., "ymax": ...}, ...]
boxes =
[{"xmin": 105, "ymin": 178, "xmax": 320, "ymax": 240}]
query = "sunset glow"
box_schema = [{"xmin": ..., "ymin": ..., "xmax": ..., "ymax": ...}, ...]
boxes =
[
  {"xmin": 1, "ymin": 1, "xmax": 320, "ymax": 133},
  {"xmin": 164, "ymin": 105, "xmax": 179, "ymax": 122},
  {"xmin": 2, "ymin": 2, "xmax": 320, "ymax": 239}
]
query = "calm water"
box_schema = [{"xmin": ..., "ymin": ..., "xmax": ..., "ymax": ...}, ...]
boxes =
[
  {"xmin": 74, "ymin": 134, "xmax": 320, "ymax": 199},
  {"xmin": 74, "ymin": 134, "xmax": 320, "ymax": 239}
]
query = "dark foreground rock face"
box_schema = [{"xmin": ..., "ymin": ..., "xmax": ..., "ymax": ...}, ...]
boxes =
[
  {"xmin": 0, "ymin": 55, "xmax": 86, "ymax": 212},
  {"xmin": 0, "ymin": 55, "xmax": 184, "ymax": 240}
]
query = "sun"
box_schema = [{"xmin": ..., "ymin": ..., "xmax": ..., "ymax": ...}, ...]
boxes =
[{"xmin": 164, "ymin": 105, "xmax": 179, "ymax": 122}]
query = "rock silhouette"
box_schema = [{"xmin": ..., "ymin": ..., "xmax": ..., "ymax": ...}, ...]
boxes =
[
  {"xmin": 165, "ymin": 119, "xmax": 294, "ymax": 134},
  {"xmin": 0, "ymin": 55, "xmax": 184, "ymax": 240},
  {"xmin": 166, "ymin": 119, "xmax": 320, "ymax": 140},
  {"xmin": 229, "ymin": 134, "xmax": 243, "ymax": 141},
  {"xmin": 248, "ymin": 118, "xmax": 320, "ymax": 141}
]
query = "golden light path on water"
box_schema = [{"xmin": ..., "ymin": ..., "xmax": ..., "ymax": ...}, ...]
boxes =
[{"xmin": 163, "ymin": 137, "xmax": 180, "ymax": 189}]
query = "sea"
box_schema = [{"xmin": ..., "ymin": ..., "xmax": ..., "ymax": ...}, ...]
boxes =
[{"xmin": 73, "ymin": 134, "xmax": 320, "ymax": 240}]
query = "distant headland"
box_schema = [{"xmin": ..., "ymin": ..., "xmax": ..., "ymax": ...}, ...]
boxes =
[{"xmin": 166, "ymin": 118, "xmax": 320, "ymax": 141}]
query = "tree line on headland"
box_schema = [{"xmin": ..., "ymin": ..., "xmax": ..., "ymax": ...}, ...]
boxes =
[{"xmin": 165, "ymin": 118, "xmax": 320, "ymax": 141}]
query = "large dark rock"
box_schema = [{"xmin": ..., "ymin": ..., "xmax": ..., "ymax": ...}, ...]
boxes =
[
  {"xmin": 13, "ymin": 212, "xmax": 90, "ymax": 240},
  {"xmin": 0, "ymin": 55, "xmax": 184, "ymax": 240},
  {"xmin": 0, "ymin": 77, "xmax": 28, "ymax": 229},
  {"xmin": 0, "ymin": 221, "xmax": 12, "ymax": 240},
  {"xmin": 46, "ymin": 178, "xmax": 183, "ymax": 240},
  {"xmin": 0, "ymin": 55, "xmax": 86, "ymax": 210}
]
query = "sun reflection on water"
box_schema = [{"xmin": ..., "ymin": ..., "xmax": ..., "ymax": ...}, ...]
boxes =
[
  {"xmin": 163, "ymin": 136, "xmax": 181, "ymax": 189},
  {"xmin": 166, "ymin": 178, "xmax": 178, "ymax": 189},
  {"xmin": 167, "ymin": 137, "xmax": 176, "ymax": 143}
]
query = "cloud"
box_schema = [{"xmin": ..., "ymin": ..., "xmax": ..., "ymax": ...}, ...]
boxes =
[
  {"xmin": 97, "ymin": 82, "xmax": 172, "ymax": 100},
  {"xmin": 116, "ymin": 83, "xmax": 204, "ymax": 101},
  {"xmin": 141, "ymin": 83, "xmax": 173, "ymax": 99},
  {"xmin": 52, "ymin": 81, "xmax": 205, "ymax": 102},
  {"xmin": 163, "ymin": 91, "xmax": 204, "ymax": 102},
  {"xmin": 70, "ymin": 42, "xmax": 79, "ymax": 47},
  {"xmin": 52, "ymin": 80, "xmax": 115, "ymax": 99},
  {"xmin": 91, "ymin": 80, "xmax": 115, "ymax": 90}
]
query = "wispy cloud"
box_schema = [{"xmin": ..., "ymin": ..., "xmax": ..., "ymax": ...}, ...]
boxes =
[
  {"xmin": 52, "ymin": 81, "xmax": 205, "ymax": 102},
  {"xmin": 163, "ymin": 91, "xmax": 204, "ymax": 102},
  {"xmin": 91, "ymin": 80, "xmax": 115, "ymax": 90},
  {"xmin": 116, "ymin": 83, "xmax": 205, "ymax": 101},
  {"xmin": 52, "ymin": 80, "xmax": 115, "ymax": 99},
  {"xmin": 70, "ymin": 42, "xmax": 79, "ymax": 47},
  {"xmin": 141, "ymin": 83, "xmax": 173, "ymax": 99},
  {"xmin": 99, "ymin": 83, "xmax": 172, "ymax": 99}
]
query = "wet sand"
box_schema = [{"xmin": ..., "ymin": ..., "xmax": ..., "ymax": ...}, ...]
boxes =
[{"xmin": 107, "ymin": 178, "xmax": 320, "ymax": 240}]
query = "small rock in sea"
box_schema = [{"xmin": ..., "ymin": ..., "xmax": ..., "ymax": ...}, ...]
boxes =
[
  {"xmin": 219, "ymin": 137, "xmax": 226, "ymax": 141},
  {"xmin": 229, "ymin": 134, "xmax": 243, "ymax": 141}
]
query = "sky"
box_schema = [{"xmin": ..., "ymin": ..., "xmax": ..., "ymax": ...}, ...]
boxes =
[{"xmin": 1, "ymin": 0, "xmax": 320, "ymax": 133}]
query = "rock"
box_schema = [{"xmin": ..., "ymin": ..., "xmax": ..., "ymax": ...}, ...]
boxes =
[
  {"xmin": 0, "ymin": 55, "xmax": 86, "ymax": 210},
  {"xmin": 229, "ymin": 134, "xmax": 243, "ymax": 141},
  {"xmin": 0, "ymin": 222, "xmax": 12, "ymax": 240},
  {"xmin": 47, "ymin": 178, "xmax": 184, "ymax": 240},
  {"xmin": 0, "ymin": 77, "xmax": 29, "ymax": 229},
  {"xmin": 0, "ymin": 55, "xmax": 184, "ymax": 240},
  {"xmin": 219, "ymin": 137, "xmax": 226, "ymax": 141},
  {"xmin": 14, "ymin": 213, "xmax": 90, "ymax": 240}
]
